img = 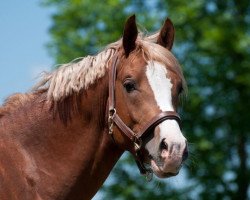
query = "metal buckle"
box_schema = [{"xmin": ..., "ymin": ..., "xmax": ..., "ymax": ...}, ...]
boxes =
[
  {"xmin": 133, "ymin": 137, "xmax": 142, "ymax": 152},
  {"xmin": 108, "ymin": 108, "xmax": 116, "ymax": 135}
]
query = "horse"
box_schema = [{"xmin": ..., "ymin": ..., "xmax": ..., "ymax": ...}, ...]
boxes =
[{"xmin": 0, "ymin": 15, "xmax": 188, "ymax": 200}]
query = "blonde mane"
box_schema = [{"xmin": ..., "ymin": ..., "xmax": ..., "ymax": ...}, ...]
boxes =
[
  {"xmin": 33, "ymin": 32, "xmax": 185, "ymax": 101},
  {"xmin": 33, "ymin": 46, "xmax": 118, "ymax": 102},
  {"xmin": 1, "ymin": 32, "xmax": 186, "ymax": 118}
]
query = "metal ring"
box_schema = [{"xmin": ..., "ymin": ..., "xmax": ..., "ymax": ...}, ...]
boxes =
[{"xmin": 109, "ymin": 108, "xmax": 116, "ymax": 116}]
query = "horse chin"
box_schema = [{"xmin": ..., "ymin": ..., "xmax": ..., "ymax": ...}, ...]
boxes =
[{"xmin": 150, "ymin": 158, "xmax": 181, "ymax": 178}]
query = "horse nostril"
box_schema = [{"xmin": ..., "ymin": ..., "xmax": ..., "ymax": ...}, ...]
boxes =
[
  {"xmin": 182, "ymin": 144, "xmax": 189, "ymax": 161},
  {"xmin": 160, "ymin": 139, "xmax": 168, "ymax": 151}
]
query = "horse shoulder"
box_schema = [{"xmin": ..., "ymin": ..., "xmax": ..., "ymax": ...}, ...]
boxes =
[{"xmin": 0, "ymin": 137, "xmax": 40, "ymax": 200}]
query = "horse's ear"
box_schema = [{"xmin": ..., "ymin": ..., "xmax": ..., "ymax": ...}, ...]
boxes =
[
  {"xmin": 157, "ymin": 18, "xmax": 175, "ymax": 50},
  {"xmin": 123, "ymin": 15, "xmax": 138, "ymax": 57}
]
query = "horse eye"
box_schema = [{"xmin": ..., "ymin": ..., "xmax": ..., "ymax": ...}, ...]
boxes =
[{"xmin": 123, "ymin": 80, "xmax": 136, "ymax": 93}]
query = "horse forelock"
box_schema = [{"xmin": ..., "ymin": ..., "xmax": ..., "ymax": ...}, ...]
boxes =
[{"xmin": 128, "ymin": 37, "xmax": 187, "ymax": 96}]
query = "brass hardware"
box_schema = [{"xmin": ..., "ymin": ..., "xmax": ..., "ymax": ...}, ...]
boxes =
[{"xmin": 108, "ymin": 109, "xmax": 116, "ymax": 135}]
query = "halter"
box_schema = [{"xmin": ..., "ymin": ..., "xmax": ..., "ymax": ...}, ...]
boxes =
[{"xmin": 108, "ymin": 54, "xmax": 181, "ymax": 179}]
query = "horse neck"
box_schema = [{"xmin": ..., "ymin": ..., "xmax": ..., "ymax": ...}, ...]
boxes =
[{"xmin": 0, "ymin": 75, "xmax": 123, "ymax": 199}]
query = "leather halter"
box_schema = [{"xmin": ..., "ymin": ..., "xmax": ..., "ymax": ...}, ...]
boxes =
[{"xmin": 108, "ymin": 54, "xmax": 182, "ymax": 177}]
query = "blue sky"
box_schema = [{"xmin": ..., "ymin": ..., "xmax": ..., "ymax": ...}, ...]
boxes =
[{"xmin": 0, "ymin": 1, "xmax": 53, "ymax": 104}]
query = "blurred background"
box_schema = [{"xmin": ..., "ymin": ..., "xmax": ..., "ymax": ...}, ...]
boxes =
[{"xmin": 1, "ymin": 0, "xmax": 249, "ymax": 199}]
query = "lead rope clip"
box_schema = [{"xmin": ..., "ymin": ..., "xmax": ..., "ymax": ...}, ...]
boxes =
[{"xmin": 133, "ymin": 137, "xmax": 142, "ymax": 152}]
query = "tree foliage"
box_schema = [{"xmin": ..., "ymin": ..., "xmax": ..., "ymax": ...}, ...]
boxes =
[
  {"xmin": 42, "ymin": 0, "xmax": 160, "ymax": 63},
  {"xmin": 43, "ymin": 0, "xmax": 250, "ymax": 199},
  {"xmin": 165, "ymin": 1, "xmax": 250, "ymax": 199}
]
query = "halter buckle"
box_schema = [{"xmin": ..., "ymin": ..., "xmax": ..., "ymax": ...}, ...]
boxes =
[{"xmin": 108, "ymin": 108, "xmax": 116, "ymax": 135}]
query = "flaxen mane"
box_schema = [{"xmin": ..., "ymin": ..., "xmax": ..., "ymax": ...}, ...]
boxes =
[
  {"xmin": 33, "ymin": 33, "xmax": 186, "ymax": 101},
  {"xmin": 0, "ymin": 32, "xmax": 186, "ymax": 121}
]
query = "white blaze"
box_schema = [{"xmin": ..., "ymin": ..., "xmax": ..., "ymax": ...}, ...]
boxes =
[
  {"xmin": 145, "ymin": 61, "xmax": 174, "ymax": 111},
  {"xmin": 145, "ymin": 61, "xmax": 186, "ymax": 144}
]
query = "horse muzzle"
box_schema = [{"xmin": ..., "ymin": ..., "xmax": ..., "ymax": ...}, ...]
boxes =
[{"xmin": 149, "ymin": 137, "xmax": 188, "ymax": 178}]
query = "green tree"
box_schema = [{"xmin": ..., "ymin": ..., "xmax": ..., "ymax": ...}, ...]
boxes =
[
  {"xmin": 43, "ymin": 0, "xmax": 250, "ymax": 199},
  {"xmin": 164, "ymin": 1, "xmax": 250, "ymax": 199},
  {"xmin": 43, "ymin": 0, "xmax": 159, "ymax": 63}
]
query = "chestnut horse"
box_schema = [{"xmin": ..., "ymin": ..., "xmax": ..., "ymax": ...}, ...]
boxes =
[{"xmin": 0, "ymin": 15, "xmax": 188, "ymax": 200}]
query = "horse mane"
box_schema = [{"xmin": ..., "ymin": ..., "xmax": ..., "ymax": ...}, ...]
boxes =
[
  {"xmin": 0, "ymin": 31, "xmax": 186, "ymax": 122},
  {"xmin": 33, "ymin": 32, "xmax": 186, "ymax": 101},
  {"xmin": 33, "ymin": 47, "xmax": 117, "ymax": 102}
]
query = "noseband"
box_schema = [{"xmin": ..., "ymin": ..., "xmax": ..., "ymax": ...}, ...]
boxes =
[{"xmin": 108, "ymin": 54, "xmax": 181, "ymax": 178}]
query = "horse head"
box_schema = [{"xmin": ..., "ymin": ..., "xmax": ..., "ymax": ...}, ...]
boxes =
[{"xmin": 110, "ymin": 15, "xmax": 188, "ymax": 178}]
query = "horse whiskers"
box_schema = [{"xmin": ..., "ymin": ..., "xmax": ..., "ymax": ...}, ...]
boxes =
[{"xmin": 151, "ymin": 153, "xmax": 165, "ymax": 167}]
